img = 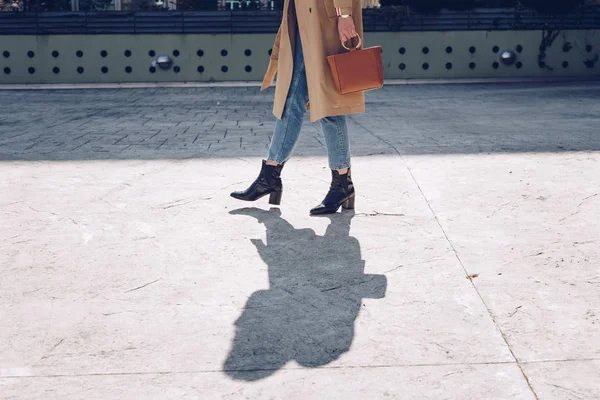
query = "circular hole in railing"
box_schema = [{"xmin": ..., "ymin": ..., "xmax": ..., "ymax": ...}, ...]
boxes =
[
  {"xmin": 53, "ymin": 67, "xmax": 60, "ymax": 74},
  {"xmin": 586, "ymin": 44, "xmax": 593, "ymax": 52},
  {"xmin": 101, "ymin": 50, "xmax": 108, "ymax": 58},
  {"xmin": 149, "ymin": 66, "xmax": 156, "ymax": 73},
  {"xmin": 469, "ymin": 46, "xmax": 476, "ymax": 54},
  {"xmin": 500, "ymin": 51, "xmax": 517, "ymax": 66},
  {"xmin": 125, "ymin": 66, "xmax": 132, "ymax": 73},
  {"xmin": 149, "ymin": 50, "xmax": 156, "ymax": 57},
  {"xmin": 28, "ymin": 67, "xmax": 35, "ymax": 74},
  {"xmin": 516, "ymin": 62, "xmax": 523, "ymax": 69},
  {"xmin": 77, "ymin": 66, "xmax": 84, "ymax": 74},
  {"xmin": 101, "ymin": 66, "xmax": 108, "ymax": 73},
  {"xmin": 469, "ymin": 62, "xmax": 476, "ymax": 69},
  {"xmin": 399, "ymin": 47, "xmax": 406, "ymax": 55},
  {"xmin": 76, "ymin": 50, "xmax": 83, "ymax": 57},
  {"xmin": 446, "ymin": 46, "xmax": 453, "ymax": 54},
  {"xmin": 245, "ymin": 49, "xmax": 252, "ymax": 56},
  {"xmin": 221, "ymin": 49, "xmax": 228, "ymax": 57},
  {"xmin": 563, "ymin": 61, "xmax": 569, "ymax": 68},
  {"xmin": 245, "ymin": 65, "xmax": 252, "ymax": 72},
  {"xmin": 562, "ymin": 43, "xmax": 572, "ymax": 53},
  {"xmin": 197, "ymin": 65, "xmax": 205, "ymax": 73},
  {"xmin": 173, "ymin": 50, "xmax": 180, "ymax": 57},
  {"xmin": 174, "ymin": 66, "xmax": 181, "ymax": 73},
  {"xmin": 222, "ymin": 65, "xmax": 229, "ymax": 73},
  {"xmin": 493, "ymin": 62, "xmax": 499, "ymax": 69},
  {"xmin": 197, "ymin": 49, "xmax": 204, "ymax": 57},
  {"xmin": 422, "ymin": 63, "xmax": 429, "ymax": 70},
  {"xmin": 446, "ymin": 62, "xmax": 452, "ymax": 70},
  {"xmin": 52, "ymin": 50, "xmax": 59, "ymax": 58},
  {"xmin": 28, "ymin": 51, "xmax": 35, "ymax": 58},
  {"xmin": 493, "ymin": 46, "xmax": 500, "ymax": 53},
  {"xmin": 516, "ymin": 45, "xmax": 523, "ymax": 53},
  {"xmin": 125, "ymin": 50, "xmax": 132, "ymax": 57},
  {"xmin": 2, "ymin": 51, "xmax": 9, "ymax": 58},
  {"xmin": 3, "ymin": 67, "xmax": 10, "ymax": 74},
  {"xmin": 399, "ymin": 63, "xmax": 406, "ymax": 70},
  {"xmin": 422, "ymin": 47, "xmax": 429, "ymax": 55}
]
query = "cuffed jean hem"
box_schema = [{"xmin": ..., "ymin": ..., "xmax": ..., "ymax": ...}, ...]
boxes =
[
  {"xmin": 266, "ymin": 161, "xmax": 350, "ymax": 169},
  {"xmin": 266, "ymin": 158, "xmax": 349, "ymax": 170},
  {"xmin": 329, "ymin": 162, "xmax": 351, "ymax": 170},
  {"xmin": 266, "ymin": 157, "xmax": 287, "ymax": 165}
]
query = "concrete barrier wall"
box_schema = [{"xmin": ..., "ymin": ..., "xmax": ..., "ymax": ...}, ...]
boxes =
[{"xmin": 1, "ymin": 30, "xmax": 598, "ymax": 84}]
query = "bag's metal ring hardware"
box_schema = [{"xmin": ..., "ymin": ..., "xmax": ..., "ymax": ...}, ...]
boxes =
[{"xmin": 341, "ymin": 34, "xmax": 362, "ymax": 51}]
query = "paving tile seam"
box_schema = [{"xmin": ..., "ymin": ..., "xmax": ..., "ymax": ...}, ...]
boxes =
[
  {"xmin": 1, "ymin": 77, "xmax": 598, "ymax": 91},
  {"xmin": 519, "ymin": 358, "xmax": 600, "ymax": 365},
  {"xmin": 347, "ymin": 115, "xmax": 540, "ymax": 399},
  {"xmin": 3, "ymin": 358, "xmax": 599, "ymax": 380},
  {"xmin": 0, "ymin": 362, "xmax": 522, "ymax": 380}
]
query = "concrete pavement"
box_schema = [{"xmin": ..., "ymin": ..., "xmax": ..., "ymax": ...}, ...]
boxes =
[{"xmin": 0, "ymin": 82, "xmax": 599, "ymax": 399}]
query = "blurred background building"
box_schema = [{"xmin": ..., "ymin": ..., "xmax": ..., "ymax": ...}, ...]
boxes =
[
  {"xmin": 1, "ymin": 0, "xmax": 598, "ymax": 84},
  {"xmin": 5, "ymin": 0, "xmax": 600, "ymax": 13},
  {"xmin": 0, "ymin": 0, "xmax": 383, "ymax": 11}
]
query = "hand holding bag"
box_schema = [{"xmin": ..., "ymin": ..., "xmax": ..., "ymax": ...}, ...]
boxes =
[{"xmin": 327, "ymin": 35, "xmax": 384, "ymax": 95}]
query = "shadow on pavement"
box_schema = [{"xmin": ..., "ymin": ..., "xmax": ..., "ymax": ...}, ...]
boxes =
[{"xmin": 223, "ymin": 207, "xmax": 387, "ymax": 381}]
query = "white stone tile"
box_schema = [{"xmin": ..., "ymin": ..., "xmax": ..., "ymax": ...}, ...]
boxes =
[
  {"xmin": 522, "ymin": 360, "xmax": 600, "ymax": 400},
  {"xmin": 0, "ymin": 363, "xmax": 535, "ymax": 400},
  {"xmin": 404, "ymin": 152, "xmax": 600, "ymax": 361},
  {"xmin": 1, "ymin": 157, "xmax": 511, "ymax": 379}
]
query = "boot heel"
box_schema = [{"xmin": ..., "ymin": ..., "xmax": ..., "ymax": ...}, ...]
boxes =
[
  {"xmin": 269, "ymin": 191, "xmax": 282, "ymax": 205},
  {"xmin": 342, "ymin": 195, "xmax": 355, "ymax": 210}
]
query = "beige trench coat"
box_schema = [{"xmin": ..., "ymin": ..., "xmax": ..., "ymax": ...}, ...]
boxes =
[{"xmin": 261, "ymin": 0, "xmax": 365, "ymax": 123}]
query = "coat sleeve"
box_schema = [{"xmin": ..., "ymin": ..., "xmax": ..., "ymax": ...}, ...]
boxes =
[
  {"xmin": 333, "ymin": 0, "xmax": 353, "ymax": 17},
  {"xmin": 261, "ymin": 25, "xmax": 282, "ymax": 91}
]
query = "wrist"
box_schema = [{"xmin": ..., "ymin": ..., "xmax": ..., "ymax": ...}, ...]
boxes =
[{"xmin": 335, "ymin": 7, "xmax": 352, "ymax": 17}]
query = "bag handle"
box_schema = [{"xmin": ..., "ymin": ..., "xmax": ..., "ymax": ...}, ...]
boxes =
[{"xmin": 341, "ymin": 34, "xmax": 362, "ymax": 51}]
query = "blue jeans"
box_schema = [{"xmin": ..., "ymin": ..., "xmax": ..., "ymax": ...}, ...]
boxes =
[{"xmin": 267, "ymin": 27, "xmax": 351, "ymax": 170}]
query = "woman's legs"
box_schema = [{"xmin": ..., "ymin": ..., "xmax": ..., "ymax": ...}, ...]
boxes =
[
  {"xmin": 266, "ymin": 27, "xmax": 309, "ymax": 166},
  {"xmin": 230, "ymin": 27, "xmax": 307, "ymax": 205},
  {"xmin": 266, "ymin": 23, "xmax": 351, "ymax": 173},
  {"xmin": 319, "ymin": 115, "xmax": 351, "ymax": 172},
  {"xmin": 232, "ymin": 23, "xmax": 354, "ymax": 212},
  {"xmin": 309, "ymin": 116, "xmax": 353, "ymax": 215}
]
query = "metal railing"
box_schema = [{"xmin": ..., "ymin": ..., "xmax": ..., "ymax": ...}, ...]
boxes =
[
  {"xmin": 0, "ymin": 7, "xmax": 598, "ymax": 35},
  {"xmin": 368, "ymin": 7, "xmax": 600, "ymax": 31}
]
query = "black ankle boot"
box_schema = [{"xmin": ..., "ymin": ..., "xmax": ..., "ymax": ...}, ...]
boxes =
[
  {"xmin": 230, "ymin": 160, "xmax": 284, "ymax": 205},
  {"xmin": 310, "ymin": 168, "xmax": 355, "ymax": 215}
]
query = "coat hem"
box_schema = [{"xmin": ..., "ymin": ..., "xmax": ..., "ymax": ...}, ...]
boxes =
[
  {"xmin": 308, "ymin": 104, "xmax": 365, "ymax": 123},
  {"xmin": 271, "ymin": 104, "xmax": 365, "ymax": 123}
]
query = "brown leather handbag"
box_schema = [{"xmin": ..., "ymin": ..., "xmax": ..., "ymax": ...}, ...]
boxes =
[{"xmin": 327, "ymin": 35, "xmax": 384, "ymax": 95}]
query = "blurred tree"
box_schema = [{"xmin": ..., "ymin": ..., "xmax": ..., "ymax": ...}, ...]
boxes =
[
  {"xmin": 79, "ymin": 0, "xmax": 114, "ymax": 10},
  {"xmin": 176, "ymin": 0, "xmax": 217, "ymax": 10},
  {"xmin": 380, "ymin": 0, "xmax": 583, "ymax": 14},
  {"xmin": 519, "ymin": 0, "xmax": 584, "ymax": 14},
  {"xmin": 240, "ymin": 0, "xmax": 260, "ymax": 10},
  {"xmin": 20, "ymin": 0, "xmax": 71, "ymax": 11},
  {"xmin": 130, "ymin": 0, "xmax": 172, "ymax": 10}
]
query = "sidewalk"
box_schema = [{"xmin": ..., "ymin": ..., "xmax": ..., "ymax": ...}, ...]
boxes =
[{"xmin": 1, "ymin": 82, "xmax": 599, "ymax": 399}]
